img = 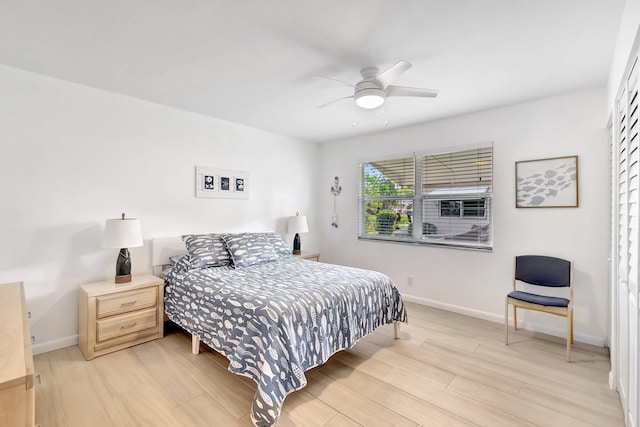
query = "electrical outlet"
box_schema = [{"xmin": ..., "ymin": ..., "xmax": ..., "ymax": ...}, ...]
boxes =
[{"xmin": 408, "ymin": 276, "xmax": 414, "ymax": 286}]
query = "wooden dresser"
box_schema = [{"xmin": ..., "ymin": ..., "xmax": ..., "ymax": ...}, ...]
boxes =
[
  {"xmin": 0, "ymin": 282, "xmax": 35, "ymax": 426},
  {"xmin": 78, "ymin": 274, "xmax": 164, "ymax": 360}
]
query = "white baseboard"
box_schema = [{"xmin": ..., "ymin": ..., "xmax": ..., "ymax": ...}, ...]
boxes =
[
  {"xmin": 402, "ymin": 294, "xmax": 606, "ymax": 347},
  {"xmin": 609, "ymin": 371, "xmax": 617, "ymax": 390},
  {"xmin": 32, "ymin": 334, "xmax": 78, "ymax": 356}
]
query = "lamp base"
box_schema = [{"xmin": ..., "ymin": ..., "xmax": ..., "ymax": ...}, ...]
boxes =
[
  {"xmin": 115, "ymin": 274, "xmax": 132, "ymax": 284},
  {"xmin": 115, "ymin": 248, "xmax": 132, "ymax": 284},
  {"xmin": 292, "ymin": 233, "xmax": 302, "ymax": 255}
]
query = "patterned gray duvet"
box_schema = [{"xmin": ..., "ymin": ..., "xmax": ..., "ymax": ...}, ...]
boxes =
[{"xmin": 164, "ymin": 256, "xmax": 407, "ymax": 426}]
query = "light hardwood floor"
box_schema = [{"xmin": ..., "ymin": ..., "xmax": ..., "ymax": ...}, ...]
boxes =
[{"xmin": 34, "ymin": 302, "xmax": 624, "ymax": 426}]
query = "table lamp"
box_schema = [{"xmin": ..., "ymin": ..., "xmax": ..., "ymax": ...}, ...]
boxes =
[
  {"xmin": 103, "ymin": 213, "xmax": 143, "ymax": 284},
  {"xmin": 287, "ymin": 212, "xmax": 309, "ymax": 255}
]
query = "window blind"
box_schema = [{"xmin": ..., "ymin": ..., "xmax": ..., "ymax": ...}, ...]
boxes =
[
  {"xmin": 423, "ymin": 147, "xmax": 493, "ymax": 193},
  {"xmin": 613, "ymin": 54, "xmax": 639, "ymax": 424},
  {"xmin": 363, "ymin": 157, "xmax": 415, "ymax": 197},
  {"xmin": 628, "ymin": 60, "xmax": 639, "ymax": 294},
  {"xmin": 618, "ymin": 58, "xmax": 639, "ymax": 289},
  {"xmin": 422, "ymin": 147, "xmax": 493, "ymax": 248}
]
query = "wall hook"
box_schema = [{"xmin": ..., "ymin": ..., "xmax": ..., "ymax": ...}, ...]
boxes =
[
  {"xmin": 330, "ymin": 177, "xmax": 342, "ymax": 196},
  {"xmin": 330, "ymin": 177, "xmax": 341, "ymax": 228}
]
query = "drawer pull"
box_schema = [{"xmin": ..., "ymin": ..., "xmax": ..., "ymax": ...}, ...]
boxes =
[
  {"xmin": 120, "ymin": 322, "xmax": 137, "ymax": 330},
  {"xmin": 120, "ymin": 301, "xmax": 137, "ymax": 308}
]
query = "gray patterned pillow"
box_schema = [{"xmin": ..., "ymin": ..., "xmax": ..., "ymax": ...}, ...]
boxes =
[
  {"xmin": 181, "ymin": 234, "xmax": 232, "ymax": 269},
  {"xmin": 169, "ymin": 254, "xmax": 188, "ymax": 265},
  {"xmin": 222, "ymin": 232, "xmax": 287, "ymax": 268},
  {"xmin": 263, "ymin": 232, "xmax": 292, "ymax": 257}
]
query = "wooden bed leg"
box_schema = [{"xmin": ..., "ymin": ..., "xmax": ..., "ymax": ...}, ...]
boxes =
[
  {"xmin": 393, "ymin": 321, "xmax": 399, "ymax": 339},
  {"xmin": 191, "ymin": 334, "xmax": 200, "ymax": 355}
]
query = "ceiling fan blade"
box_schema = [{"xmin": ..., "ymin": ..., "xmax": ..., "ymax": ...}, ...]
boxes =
[
  {"xmin": 386, "ymin": 85, "xmax": 439, "ymax": 98},
  {"xmin": 317, "ymin": 95, "xmax": 354, "ymax": 109},
  {"xmin": 376, "ymin": 61, "xmax": 412, "ymax": 88},
  {"xmin": 313, "ymin": 75, "xmax": 360, "ymax": 89}
]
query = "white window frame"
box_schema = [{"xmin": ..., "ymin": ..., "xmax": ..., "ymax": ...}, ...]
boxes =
[{"xmin": 358, "ymin": 144, "xmax": 493, "ymax": 251}]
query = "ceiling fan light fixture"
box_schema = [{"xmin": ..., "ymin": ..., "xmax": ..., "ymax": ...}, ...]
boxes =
[
  {"xmin": 354, "ymin": 88, "xmax": 385, "ymax": 109},
  {"xmin": 317, "ymin": 61, "xmax": 438, "ymax": 110}
]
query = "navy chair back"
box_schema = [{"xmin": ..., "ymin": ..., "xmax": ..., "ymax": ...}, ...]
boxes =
[{"xmin": 515, "ymin": 255, "xmax": 571, "ymax": 288}]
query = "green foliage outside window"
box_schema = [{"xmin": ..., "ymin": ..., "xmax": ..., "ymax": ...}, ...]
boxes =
[
  {"xmin": 364, "ymin": 165, "xmax": 413, "ymax": 237},
  {"xmin": 365, "ymin": 213, "xmax": 377, "ymax": 233},
  {"xmin": 376, "ymin": 209, "xmax": 398, "ymax": 235},
  {"xmin": 397, "ymin": 214, "xmax": 410, "ymax": 229}
]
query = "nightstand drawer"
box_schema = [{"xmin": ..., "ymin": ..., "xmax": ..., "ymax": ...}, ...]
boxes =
[
  {"xmin": 96, "ymin": 287, "xmax": 157, "ymax": 319},
  {"xmin": 96, "ymin": 307, "xmax": 158, "ymax": 342}
]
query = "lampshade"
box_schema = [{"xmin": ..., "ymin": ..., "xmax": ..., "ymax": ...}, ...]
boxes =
[
  {"xmin": 287, "ymin": 215, "xmax": 309, "ymax": 234},
  {"xmin": 103, "ymin": 215, "xmax": 143, "ymax": 249}
]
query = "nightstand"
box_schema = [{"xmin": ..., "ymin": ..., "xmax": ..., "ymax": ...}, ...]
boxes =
[
  {"xmin": 78, "ymin": 274, "xmax": 164, "ymax": 360},
  {"xmin": 294, "ymin": 252, "xmax": 320, "ymax": 262}
]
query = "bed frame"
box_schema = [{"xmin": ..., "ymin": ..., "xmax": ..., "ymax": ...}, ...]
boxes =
[
  {"xmin": 151, "ymin": 237, "xmax": 187, "ymax": 273},
  {"xmin": 151, "ymin": 237, "xmax": 400, "ymax": 355}
]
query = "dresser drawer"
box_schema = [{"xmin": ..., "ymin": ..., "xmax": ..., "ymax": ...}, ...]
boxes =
[
  {"xmin": 96, "ymin": 307, "xmax": 158, "ymax": 343},
  {"xmin": 96, "ymin": 287, "xmax": 157, "ymax": 319}
]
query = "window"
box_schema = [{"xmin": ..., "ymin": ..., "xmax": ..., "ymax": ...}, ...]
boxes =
[
  {"xmin": 440, "ymin": 199, "xmax": 486, "ymax": 218},
  {"xmin": 361, "ymin": 157, "xmax": 415, "ymax": 240},
  {"xmin": 359, "ymin": 144, "xmax": 493, "ymax": 250},
  {"xmin": 440, "ymin": 200, "xmax": 461, "ymax": 217}
]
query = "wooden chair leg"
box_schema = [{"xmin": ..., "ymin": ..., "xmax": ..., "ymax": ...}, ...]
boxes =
[
  {"xmin": 567, "ymin": 316, "xmax": 571, "ymax": 362},
  {"xmin": 570, "ymin": 309, "xmax": 574, "ymax": 343},
  {"xmin": 505, "ymin": 298, "xmax": 509, "ymax": 345},
  {"xmin": 566, "ymin": 308, "xmax": 572, "ymax": 362},
  {"xmin": 513, "ymin": 306, "xmax": 518, "ymax": 330}
]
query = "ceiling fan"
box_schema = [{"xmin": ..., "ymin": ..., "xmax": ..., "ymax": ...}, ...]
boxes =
[{"xmin": 317, "ymin": 60, "xmax": 439, "ymax": 110}]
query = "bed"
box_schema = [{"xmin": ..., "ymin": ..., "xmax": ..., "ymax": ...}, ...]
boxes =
[{"xmin": 152, "ymin": 232, "xmax": 407, "ymax": 427}]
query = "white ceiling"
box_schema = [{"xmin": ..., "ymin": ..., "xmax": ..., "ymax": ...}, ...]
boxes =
[{"xmin": 0, "ymin": 1, "xmax": 625, "ymax": 143}]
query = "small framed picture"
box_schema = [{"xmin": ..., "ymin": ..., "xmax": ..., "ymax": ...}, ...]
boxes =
[
  {"xmin": 203, "ymin": 175, "xmax": 215, "ymax": 191},
  {"xmin": 220, "ymin": 176, "xmax": 230, "ymax": 192},
  {"xmin": 235, "ymin": 177, "xmax": 245, "ymax": 192},
  {"xmin": 515, "ymin": 155, "xmax": 578, "ymax": 208}
]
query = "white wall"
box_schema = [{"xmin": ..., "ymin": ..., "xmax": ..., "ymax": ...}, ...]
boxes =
[
  {"xmin": 318, "ymin": 88, "xmax": 609, "ymax": 345},
  {"xmin": 0, "ymin": 64, "xmax": 320, "ymax": 354},
  {"xmin": 608, "ymin": 0, "xmax": 640, "ymax": 108}
]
